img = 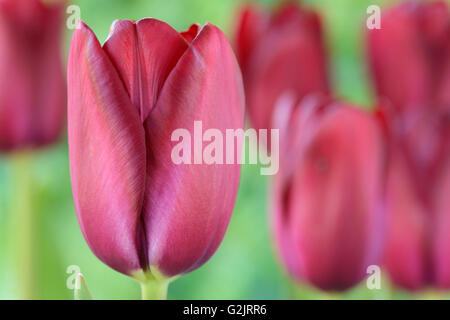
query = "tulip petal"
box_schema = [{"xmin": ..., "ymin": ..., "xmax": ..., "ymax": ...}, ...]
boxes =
[
  {"xmin": 368, "ymin": 1, "xmax": 450, "ymax": 290},
  {"xmin": 0, "ymin": 9, "xmax": 31, "ymax": 150},
  {"xmin": 383, "ymin": 151, "xmax": 430, "ymax": 290},
  {"xmin": 433, "ymin": 155, "xmax": 450, "ymax": 288},
  {"xmin": 180, "ymin": 24, "xmax": 200, "ymax": 44},
  {"xmin": 368, "ymin": 2, "xmax": 431, "ymax": 113},
  {"xmin": 31, "ymin": 1, "xmax": 66, "ymax": 147},
  {"xmin": 234, "ymin": 4, "xmax": 267, "ymax": 73},
  {"xmin": 68, "ymin": 21, "xmax": 146, "ymax": 275},
  {"xmin": 245, "ymin": 13, "xmax": 329, "ymax": 131},
  {"xmin": 141, "ymin": 24, "xmax": 245, "ymax": 276},
  {"xmin": 103, "ymin": 18, "xmax": 189, "ymax": 122}
]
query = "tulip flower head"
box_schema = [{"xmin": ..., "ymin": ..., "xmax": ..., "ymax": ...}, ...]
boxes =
[
  {"xmin": 368, "ymin": 1, "xmax": 450, "ymax": 290},
  {"xmin": 0, "ymin": 0, "xmax": 66, "ymax": 151},
  {"xmin": 67, "ymin": 19, "xmax": 245, "ymax": 282},
  {"xmin": 272, "ymin": 96, "xmax": 386, "ymax": 291},
  {"xmin": 234, "ymin": 2, "xmax": 329, "ymax": 132}
]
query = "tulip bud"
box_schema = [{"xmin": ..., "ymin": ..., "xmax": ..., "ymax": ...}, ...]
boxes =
[
  {"xmin": 272, "ymin": 97, "xmax": 386, "ymax": 291},
  {"xmin": 0, "ymin": 0, "xmax": 66, "ymax": 151},
  {"xmin": 67, "ymin": 19, "xmax": 245, "ymax": 280},
  {"xmin": 368, "ymin": 1, "xmax": 450, "ymax": 290},
  {"xmin": 234, "ymin": 2, "xmax": 329, "ymax": 132}
]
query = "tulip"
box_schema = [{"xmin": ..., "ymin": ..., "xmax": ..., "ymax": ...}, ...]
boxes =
[
  {"xmin": 67, "ymin": 19, "xmax": 245, "ymax": 297},
  {"xmin": 368, "ymin": 1, "xmax": 450, "ymax": 290},
  {"xmin": 234, "ymin": 2, "xmax": 329, "ymax": 132},
  {"xmin": 272, "ymin": 96, "xmax": 386, "ymax": 291},
  {"xmin": 0, "ymin": 0, "xmax": 66, "ymax": 151}
]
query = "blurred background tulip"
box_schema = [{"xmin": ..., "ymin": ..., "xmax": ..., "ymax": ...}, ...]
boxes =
[
  {"xmin": 0, "ymin": 0, "xmax": 66, "ymax": 151},
  {"xmin": 272, "ymin": 96, "xmax": 386, "ymax": 291},
  {"xmin": 0, "ymin": 0, "xmax": 66, "ymax": 300},
  {"xmin": 234, "ymin": 1, "xmax": 330, "ymax": 133},
  {"xmin": 67, "ymin": 19, "xmax": 244, "ymax": 298},
  {"xmin": 368, "ymin": 0, "xmax": 450, "ymax": 290}
]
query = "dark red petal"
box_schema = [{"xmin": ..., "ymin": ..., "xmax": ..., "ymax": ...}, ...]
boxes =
[
  {"xmin": 434, "ymin": 154, "xmax": 450, "ymax": 288},
  {"xmin": 68, "ymin": 21, "xmax": 146, "ymax": 276},
  {"xmin": 180, "ymin": 24, "xmax": 200, "ymax": 43},
  {"xmin": 31, "ymin": 1, "xmax": 66, "ymax": 147},
  {"xmin": 0, "ymin": 0, "xmax": 65, "ymax": 150},
  {"xmin": 103, "ymin": 19, "xmax": 189, "ymax": 122},
  {"xmin": 437, "ymin": 48, "xmax": 450, "ymax": 111},
  {"xmin": 419, "ymin": 1, "xmax": 450, "ymax": 52},
  {"xmin": 234, "ymin": 4, "xmax": 268, "ymax": 73},
  {"xmin": 245, "ymin": 20, "xmax": 329, "ymax": 131},
  {"xmin": 367, "ymin": 3, "xmax": 431, "ymax": 113},
  {"xmin": 383, "ymin": 151, "xmax": 430, "ymax": 290},
  {"xmin": 142, "ymin": 23, "xmax": 245, "ymax": 277}
]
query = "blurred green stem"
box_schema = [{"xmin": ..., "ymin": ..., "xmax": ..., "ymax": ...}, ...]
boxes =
[
  {"xmin": 10, "ymin": 151, "xmax": 35, "ymax": 300},
  {"xmin": 140, "ymin": 280, "xmax": 169, "ymax": 300},
  {"xmin": 418, "ymin": 289, "xmax": 449, "ymax": 300}
]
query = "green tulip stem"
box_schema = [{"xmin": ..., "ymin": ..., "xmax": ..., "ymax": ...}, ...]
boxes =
[
  {"xmin": 140, "ymin": 279, "xmax": 169, "ymax": 300},
  {"xmin": 10, "ymin": 151, "xmax": 34, "ymax": 300}
]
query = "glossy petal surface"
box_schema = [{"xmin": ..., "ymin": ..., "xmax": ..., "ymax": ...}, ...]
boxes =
[
  {"xmin": 68, "ymin": 22, "xmax": 146, "ymax": 275},
  {"xmin": 142, "ymin": 24, "xmax": 245, "ymax": 276}
]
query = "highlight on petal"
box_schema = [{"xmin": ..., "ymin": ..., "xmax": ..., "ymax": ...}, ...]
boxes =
[{"xmin": 68, "ymin": 21, "xmax": 147, "ymax": 275}]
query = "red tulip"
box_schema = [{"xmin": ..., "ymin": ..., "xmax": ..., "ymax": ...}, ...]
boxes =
[
  {"xmin": 368, "ymin": 1, "xmax": 450, "ymax": 289},
  {"xmin": 234, "ymin": 2, "xmax": 329, "ymax": 132},
  {"xmin": 0, "ymin": 0, "xmax": 66, "ymax": 151},
  {"xmin": 272, "ymin": 96, "xmax": 386, "ymax": 291},
  {"xmin": 67, "ymin": 19, "xmax": 245, "ymax": 280}
]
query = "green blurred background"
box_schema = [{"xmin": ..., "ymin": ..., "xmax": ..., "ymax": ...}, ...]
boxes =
[{"xmin": 0, "ymin": 0, "xmax": 438, "ymax": 299}]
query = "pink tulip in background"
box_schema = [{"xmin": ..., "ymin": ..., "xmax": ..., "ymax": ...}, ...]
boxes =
[
  {"xmin": 0, "ymin": 0, "xmax": 66, "ymax": 151},
  {"xmin": 368, "ymin": 0, "xmax": 450, "ymax": 290},
  {"xmin": 234, "ymin": 2, "xmax": 329, "ymax": 133},
  {"xmin": 272, "ymin": 96, "xmax": 386, "ymax": 291},
  {"xmin": 67, "ymin": 19, "xmax": 245, "ymax": 289}
]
